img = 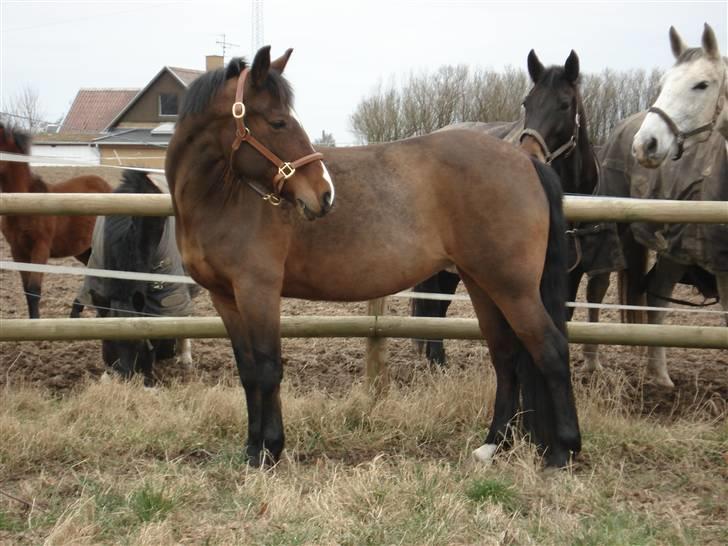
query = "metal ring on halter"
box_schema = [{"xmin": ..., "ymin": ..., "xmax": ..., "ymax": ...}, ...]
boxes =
[
  {"xmin": 232, "ymin": 102, "xmax": 246, "ymax": 119},
  {"xmin": 278, "ymin": 162, "xmax": 296, "ymax": 180},
  {"xmin": 262, "ymin": 193, "xmax": 282, "ymax": 206}
]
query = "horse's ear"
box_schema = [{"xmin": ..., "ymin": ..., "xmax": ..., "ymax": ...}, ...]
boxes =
[
  {"xmin": 251, "ymin": 45, "xmax": 272, "ymax": 87},
  {"xmin": 669, "ymin": 26, "xmax": 687, "ymax": 59},
  {"xmin": 701, "ymin": 23, "xmax": 720, "ymax": 59},
  {"xmin": 564, "ymin": 50, "xmax": 580, "ymax": 83},
  {"xmin": 527, "ymin": 49, "xmax": 544, "ymax": 83},
  {"xmin": 271, "ymin": 48, "xmax": 293, "ymax": 73}
]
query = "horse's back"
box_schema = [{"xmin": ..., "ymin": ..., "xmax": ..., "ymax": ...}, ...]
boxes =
[{"xmin": 50, "ymin": 175, "xmax": 113, "ymax": 194}]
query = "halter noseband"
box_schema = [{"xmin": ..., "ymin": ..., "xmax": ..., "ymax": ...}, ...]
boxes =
[
  {"xmin": 647, "ymin": 65, "xmax": 727, "ymax": 161},
  {"xmin": 229, "ymin": 67, "xmax": 324, "ymax": 204},
  {"xmin": 519, "ymin": 112, "xmax": 580, "ymax": 165}
]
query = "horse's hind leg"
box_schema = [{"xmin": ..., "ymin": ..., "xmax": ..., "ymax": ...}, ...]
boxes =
[
  {"xmin": 645, "ymin": 257, "xmax": 686, "ymax": 388},
  {"xmin": 459, "ymin": 273, "xmax": 521, "ymax": 463},
  {"xmin": 412, "ymin": 270, "xmax": 459, "ymax": 366},
  {"xmin": 582, "ymin": 272, "xmax": 611, "ymax": 372}
]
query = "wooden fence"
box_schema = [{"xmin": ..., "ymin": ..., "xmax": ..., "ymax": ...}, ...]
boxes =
[
  {"xmin": 1, "ymin": 193, "xmax": 727, "ymax": 223},
  {"xmin": 1, "ymin": 192, "xmax": 726, "ymax": 385}
]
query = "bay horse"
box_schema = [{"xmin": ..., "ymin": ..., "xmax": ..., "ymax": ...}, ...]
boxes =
[
  {"xmin": 413, "ymin": 50, "xmax": 609, "ymax": 369},
  {"xmin": 0, "ymin": 122, "xmax": 112, "ymax": 318},
  {"xmin": 624, "ymin": 23, "xmax": 727, "ymax": 387},
  {"xmin": 166, "ymin": 47, "xmax": 581, "ymax": 468},
  {"xmin": 73, "ymin": 170, "xmax": 196, "ymax": 386}
]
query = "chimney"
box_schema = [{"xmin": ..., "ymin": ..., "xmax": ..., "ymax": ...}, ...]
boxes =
[{"xmin": 206, "ymin": 55, "xmax": 224, "ymax": 71}]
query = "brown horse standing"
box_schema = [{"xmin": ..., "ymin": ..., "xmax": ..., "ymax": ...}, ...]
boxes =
[
  {"xmin": 167, "ymin": 48, "xmax": 581, "ymax": 467},
  {"xmin": 0, "ymin": 123, "xmax": 112, "ymax": 318}
]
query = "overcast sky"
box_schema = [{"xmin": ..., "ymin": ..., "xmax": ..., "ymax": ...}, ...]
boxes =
[{"xmin": 1, "ymin": 1, "xmax": 726, "ymax": 145}]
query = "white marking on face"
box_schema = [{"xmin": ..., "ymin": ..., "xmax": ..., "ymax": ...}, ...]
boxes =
[
  {"xmin": 321, "ymin": 162, "xmax": 335, "ymax": 205},
  {"xmin": 472, "ymin": 443, "xmax": 497, "ymax": 463}
]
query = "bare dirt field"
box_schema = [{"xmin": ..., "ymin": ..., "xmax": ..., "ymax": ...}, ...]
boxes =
[{"xmin": 1, "ymin": 166, "xmax": 726, "ymax": 420}]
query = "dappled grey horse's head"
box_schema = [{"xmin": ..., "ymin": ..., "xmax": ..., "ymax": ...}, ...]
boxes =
[{"xmin": 633, "ymin": 23, "xmax": 727, "ymax": 168}]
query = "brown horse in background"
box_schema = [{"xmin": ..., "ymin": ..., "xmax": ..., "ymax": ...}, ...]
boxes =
[
  {"xmin": 167, "ymin": 48, "xmax": 581, "ymax": 467},
  {"xmin": 0, "ymin": 122, "xmax": 112, "ymax": 318}
]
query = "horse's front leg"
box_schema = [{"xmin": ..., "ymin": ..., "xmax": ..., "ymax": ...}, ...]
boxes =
[
  {"xmin": 717, "ymin": 273, "xmax": 728, "ymax": 328},
  {"xmin": 16, "ymin": 242, "xmax": 50, "ymax": 319},
  {"xmin": 211, "ymin": 287, "xmax": 284, "ymax": 467}
]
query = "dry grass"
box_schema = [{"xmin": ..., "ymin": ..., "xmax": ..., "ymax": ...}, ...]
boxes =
[{"xmin": 1, "ymin": 368, "xmax": 726, "ymax": 545}]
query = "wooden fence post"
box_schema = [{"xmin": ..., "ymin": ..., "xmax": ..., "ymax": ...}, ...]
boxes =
[{"xmin": 365, "ymin": 297, "xmax": 389, "ymax": 393}]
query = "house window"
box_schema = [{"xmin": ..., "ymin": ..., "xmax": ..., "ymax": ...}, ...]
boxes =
[{"xmin": 159, "ymin": 93, "xmax": 178, "ymax": 116}]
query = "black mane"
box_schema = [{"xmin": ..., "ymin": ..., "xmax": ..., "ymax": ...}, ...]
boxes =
[{"xmin": 179, "ymin": 57, "xmax": 294, "ymax": 120}]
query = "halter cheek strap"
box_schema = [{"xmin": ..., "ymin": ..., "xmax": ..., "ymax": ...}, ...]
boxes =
[
  {"xmin": 519, "ymin": 112, "xmax": 580, "ymax": 165},
  {"xmin": 229, "ymin": 68, "xmax": 324, "ymax": 201}
]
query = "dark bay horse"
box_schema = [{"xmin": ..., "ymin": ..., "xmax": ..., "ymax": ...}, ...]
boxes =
[
  {"xmin": 74, "ymin": 170, "xmax": 196, "ymax": 386},
  {"xmin": 413, "ymin": 50, "xmax": 607, "ymax": 367},
  {"xmin": 166, "ymin": 47, "xmax": 581, "ymax": 467},
  {"xmin": 0, "ymin": 122, "xmax": 112, "ymax": 318}
]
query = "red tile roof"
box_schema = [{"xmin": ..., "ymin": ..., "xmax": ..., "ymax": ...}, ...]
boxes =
[{"xmin": 59, "ymin": 89, "xmax": 139, "ymax": 134}]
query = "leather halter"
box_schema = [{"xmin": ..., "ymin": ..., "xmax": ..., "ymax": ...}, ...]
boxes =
[
  {"xmin": 519, "ymin": 112, "xmax": 580, "ymax": 165},
  {"xmin": 229, "ymin": 67, "xmax": 324, "ymax": 203},
  {"xmin": 647, "ymin": 65, "xmax": 727, "ymax": 161}
]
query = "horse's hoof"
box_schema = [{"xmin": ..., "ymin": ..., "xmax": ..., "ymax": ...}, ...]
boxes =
[
  {"xmin": 99, "ymin": 371, "xmax": 113, "ymax": 383},
  {"xmin": 582, "ymin": 353, "xmax": 602, "ymax": 372},
  {"xmin": 649, "ymin": 375, "xmax": 675, "ymax": 389},
  {"xmin": 472, "ymin": 443, "xmax": 497, "ymax": 463}
]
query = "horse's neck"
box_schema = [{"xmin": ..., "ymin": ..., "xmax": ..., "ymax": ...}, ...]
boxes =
[
  {"xmin": 718, "ymin": 59, "xmax": 728, "ymax": 141},
  {"xmin": 1, "ymin": 162, "xmax": 41, "ymax": 192},
  {"xmin": 556, "ymin": 117, "xmax": 598, "ymax": 196}
]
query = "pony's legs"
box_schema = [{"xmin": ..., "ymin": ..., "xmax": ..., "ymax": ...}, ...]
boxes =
[
  {"xmin": 70, "ymin": 299, "xmax": 84, "ymax": 318},
  {"xmin": 645, "ymin": 257, "xmax": 686, "ymax": 388},
  {"xmin": 718, "ymin": 273, "xmax": 728, "ymax": 327},
  {"xmin": 582, "ymin": 272, "xmax": 611, "ymax": 372},
  {"xmin": 211, "ymin": 289, "xmax": 284, "ymax": 467},
  {"xmin": 459, "ymin": 273, "xmax": 520, "ymax": 462}
]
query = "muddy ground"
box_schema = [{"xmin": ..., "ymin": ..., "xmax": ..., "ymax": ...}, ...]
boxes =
[{"xmin": 1, "ymin": 166, "xmax": 726, "ymax": 420}]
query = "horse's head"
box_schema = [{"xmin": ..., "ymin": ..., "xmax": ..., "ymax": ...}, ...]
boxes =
[
  {"xmin": 520, "ymin": 50, "xmax": 582, "ymax": 164},
  {"xmin": 0, "ymin": 122, "xmax": 31, "ymax": 182},
  {"xmin": 633, "ymin": 23, "xmax": 727, "ymax": 167},
  {"xmin": 178, "ymin": 47, "xmax": 334, "ymax": 220}
]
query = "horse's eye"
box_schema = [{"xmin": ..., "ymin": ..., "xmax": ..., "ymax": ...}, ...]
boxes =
[
  {"xmin": 559, "ymin": 102, "xmax": 570, "ymax": 111},
  {"xmin": 692, "ymin": 81, "xmax": 709, "ymax": 90},
  {"xmin": 270, "ymin": 120, "xmax": 287, "ymax": 130}
]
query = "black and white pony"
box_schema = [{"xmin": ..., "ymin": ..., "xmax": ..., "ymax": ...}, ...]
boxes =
[{"xmin": 73, "ymin": 170, "xmax": 197, "ymax": 386}]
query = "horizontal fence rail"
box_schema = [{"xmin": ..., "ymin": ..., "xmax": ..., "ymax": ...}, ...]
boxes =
[
  {"xmin": 1, "ymin": 316, "xmax": 726, "ymax": 349},
  {"xmin": 1, "ymin": 193, "xmax": 727, "ymax": 223}
]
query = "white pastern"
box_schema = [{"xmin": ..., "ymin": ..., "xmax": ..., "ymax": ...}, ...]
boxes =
[{"xmin": 472, "ymin": 443, "xmax": 498, "ymax": 463}]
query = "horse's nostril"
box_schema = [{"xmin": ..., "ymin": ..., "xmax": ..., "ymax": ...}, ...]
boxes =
[
  {"xmin": 323, "ymin": 192, "xmax": 332, "ymax": 209},
  {"xmin": 647, "ymin": 137, "xmax": 658, "ymax": 154}
]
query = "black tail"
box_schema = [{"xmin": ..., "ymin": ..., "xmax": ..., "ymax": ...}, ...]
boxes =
[{"xmin": 518, "ymin": 159, "xmax": 580, "ymax": 466}]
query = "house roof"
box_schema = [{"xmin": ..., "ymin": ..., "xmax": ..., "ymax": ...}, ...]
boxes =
[
  {"xmin": 104, "ymin": 66, "xmax": 204, "ymax": 131},
  {"xmin": 168, "ymin": 67, "xmax": 205, "ymax": 86},
  {"xmin": 59, "ymin": 89, "xmax": 139, "ymax": 134}
]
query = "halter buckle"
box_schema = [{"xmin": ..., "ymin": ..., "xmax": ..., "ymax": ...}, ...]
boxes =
[
  {"xmin": 278, "ymin": 162, "xmax": 296, "ymax": 179},
  {"xmin": 263, "ymin": 193, "xmax": 282, "ymax": 206},
  {"xmin": 232, "ymin": 102, "xmax": 246, "ymax": 119}
]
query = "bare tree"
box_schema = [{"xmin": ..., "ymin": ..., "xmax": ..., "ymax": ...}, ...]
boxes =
[
  {"xmin": 314, "ymin": 130, "xmax": 336, "ymax": 147},
  {"xmin": 351, "ymin": 65, "xmax": 663, "ymax": 146},
  {"xmin": 6, "ymin": 86, "xmax": 46, "ymax": 133}
]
